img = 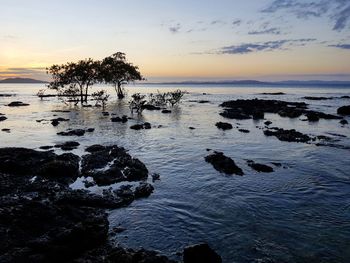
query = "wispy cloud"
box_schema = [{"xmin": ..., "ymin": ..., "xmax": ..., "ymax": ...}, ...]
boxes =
[
  {"xmin": 248, "ymin": 27, "xmax": 282, "ymax": 35},
  {"xmin": 169, "ymin": 23, "xmax": 181, "ymax": 34},
  {"xmin": 232, "ymin": 19, "xmax": 242, "ymax": 27},
  {"xmin": 217, "ymin": 39, "xmax": 316, "ymax": 54},
  {"xmin": 329, "ymin": 43, "xmax": 350, "ymax": 49},
  {"xmin": 262, "ymin": 0, "xmax": 350, "ymax": 31}
]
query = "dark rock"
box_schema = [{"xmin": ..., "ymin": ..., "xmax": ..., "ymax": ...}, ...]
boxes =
[
  {"xmin": 7, "ymin": 101, "xmax": 29, "ymax": 107},
  {"xmin": 82, "ymin": 104, "xmax": 93, "ymax": 108},
  {"xmin": 134, "ymin": 182, "xmax": 154, "ymax": 198},
  {"xmin": 238, "ymin": 129, "xmax": 250, "ymax": 133},
  {"xmin": 102, "ymin": 112, "xmax": 110, "ymax": 116},
  {"xmin": 0, "ymin": 116, "xmax": 7, "ymax": 122},
  {"xmin": 341, "ymin": 95, "xmax": 350, "ymax": 99},
  {"xmin": 51, "ymin": 117, "xmax": 69, "ymax": 126},
  {"xmin": 51, "ymin": 119, "xmax": 59, "ymax": 126},
  {"xmin": 215, "ymin": 122, "xmax": 233, "ymax": 130},
  {"xmin": 39, "ymin": 146, "xmax": 53, "ymax": 150},
  {"xmin": 85, "ymin": 144, "xmax": 106, "ymax": 153},
  {"xmin": 264, "ymin": 121, "xmax": 272, "ymax": 126},
  {"xmin": 252, "ymin": 111, "xmax": 264, "ymax": 120},
  {"xmin": 57, "ymin": 129, "xmax": 86, "ymax": 136},
  {"xmin": 152, "ymin": 173, "xmax": 160, "ymax": 181},
  {"xmin": 260, "ymin": 92, "xmax": 285, "ymax": 95},
  {"xmin": 264, "ymin": 128, "xmax": 311, "ymax": 143},
  {"xmin": 198, "ymin": 100, "xmax": 210, "ymax": 103},
  {"xmin": 142, "ymin": 104, "xmax": 161, "ymax": 110},
  {"xmin": 337, "ymin": 105, "xmax": 350, "ymax": 115},
  {"xmin": 114, "ymin": 185, "xmax": 134, "ymax": 200},
  {"xmin": 306, "ymin": 112, "xmax": 319, "ymax": 122},
  {"xmin": 183, "ymin": 243, "xmax": 222, "ymax": 263},
  {"xmin": 247, "ymin": 160, "xmax": 274, "ymax": 173},
  {"xmin": 52, "ymin": 110, "xmax": 70, "ymax": 113},
  {"xmin": 84, "ymin": 180, "xmax": 96, "ymax": 188},
  {"xmin": 1, "ymin": 128, "xmax": 10, "ymax": 133},
  {"xmin": 111, "ymin": 115, "xmax": 128, "ymax": 123},
  {"xmin": 189, "ymin": 127, "xmax": 196, "ymax": 130},
  {"xmin": 304, "ymin": 96, "xmax": 333, "ymax": 100},
  {"xmin": 55, "ymin": 141, "xmax": 80, "ymax": 151},
  {"xmin": 86, "ymin": 128, "xmax": 95, "ymax": 132},
  {"xmin": 340, "ymin": 119, "xmax": 348, "ymax": 125},
  {"xmin": 162, "ymin": 109, "xmax": 172, "ymax": 114},
  {"xmin": 130, "ymin": 122, "xmax": 151, "ymax": 130},
  {"xmin": 205, "ymin": 151, "xmax": 243, "ymax": 175}
]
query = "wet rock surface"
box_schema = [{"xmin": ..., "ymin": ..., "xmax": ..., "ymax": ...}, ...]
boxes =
[
  {"xmin": 0, "ymin": 116, "xmax": 7, "ymax": 122},
  {"xmin": 0, "ymin": 146, "xmax": 177, "ymax": 263},
  {"xmin": 51, "ymin": 117, "xmax": 69, "ymax": 126},
  {"xmin": 57, "ymin": 128, "xmax": 88, "ymax": 136},
  {"xmin": 205, "ymin": 151, "xmax": 244, "ymax": 175},
  {"xmin": 111, "ymin": 115, "xmax": 128, "ymax": 123},
  {"xmin": 219, "ymin": 99, "xmax": 342, "ymax": 120},
  {"xmin": 215, "ymin": 122, "xmax": 233, "ymax": 130}
]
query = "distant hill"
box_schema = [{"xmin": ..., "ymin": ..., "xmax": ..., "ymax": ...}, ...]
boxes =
[
  {"xmin": 0, "ymin": 78, "xmax": 47, "ymax": 84},
  {"xmin": 147, "ymin": 80, "xmax": 350, "ymax": 86}
]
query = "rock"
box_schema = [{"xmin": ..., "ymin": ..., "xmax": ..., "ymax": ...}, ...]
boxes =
[
  {"xmin": 1, "ymin": 128, "xmax": 10, "ymax": 133},
  {"xmin": 86, "ymin": 128, "xmax": 95, "ymax": 132},
  {"xmin": 111, "ymin": 116, "xmax": 128, "ymax": 123},
  {"xmin": 306, "ymin": 112, "xmax": 319, "ymax": 122},
  {"xmin": 134, "ymin": 182, "xmax": 154, "ymax": 198},
  {"xmin": 102, "ymin": 112, "xmax": 110, "ymax": 116},
  {"xmin": 162, "ymin": 109, "xmax": 172, "ymax": 114},
  {"xmin": 51, "ymin": 117, "xmax": 69, "ymax": 126},
  {"xmin": 340, "ymin": 119, "xmax": 348, "ymax": 125},
  {"xmin": 130, "ymin": 122, "xmax": 151, "ymax": 130},
  {"xmin": 114, "ymin": 185, "xmax": 134, "ymax": 200},
  {"xmin": 189, "ymin": 127, "xmax": 196, "ymax": 130},
  {"xmin": 337, "ymin": 105, "xmax": 350, "ymax": 115},
  {"xmin": 142, "ymin": 104, "xmax": 161, "ymax": 110},
  {"xmin": 57, "ymin": 129, "xmax": 86, "ymax": 136},
  {"xmin": 85, "ymin": 144, "xmax": 106, "ymax": 153},
  {"xmin": 215, "ymin": 122, "xmax": 233, "ymax": 130},
  {"xmin": 260, "ymin": 92, "xmax": 285, "ymax": 95},
  {"xmin": 264, "ymin": 128, "xmax": 311, "ymax": 143},
  {"xmin": 183, "ymin": 243, "xmax": 222, "ymax": 263},
  {"xmin": 55, "ymin": 141, "xmax": 80, "ymax": 151},
  {"xmin": 304, "ymin": 96, "xmax": 333, "ymax": 100},
  {"xmin": 152, "ymin": 173, "xmax": 160, "ymax": 181},
  {"xmin": 247, "ymin": 160, "xmax": 274, "ymax": 173},
  {"xmin": 238, "ymin": 129, "xmax": 250, "ymax": 133},
  {"xmin": 82, "ymin": 104, "xmax": 93, "ymax": 108},
  {"xmin": 264, "ymin": 121, "xmax": 272, "ymax": 126},
  {"xmin": 198, "ymin": 100, "xmax": 210, "ymax": 103},
  {"xmin": 7, "ymin": 101, "xmax": 29, "ymax": 107},
  {"xmin": 39, "ymin": 145, "xmax": 53, "ymax": 150},
  {"xmin": 0, "ymin": 116, "xmax": 7, "ymax": 122},
  {"xmin": 252, "ymin": 111, "xmax": 264, "ymax": 120},
  {"xmin": 205, "ymin": 151, "xmax": 243, "ymax": 175}
]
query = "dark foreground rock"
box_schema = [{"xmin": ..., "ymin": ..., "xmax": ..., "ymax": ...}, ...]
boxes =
[
  {"xmin": 205, "ymin": 151, "xmax": 243, "ymax": 175},
  {"xmin": 215, "ymin": 122, "xmax": 233, "ymax": 130},
  {"xmin": 7, "ymin": 101, "xmax": 29, "ymax": 107},
  {"xmin": 247, "ymin": 160, "xmax": 274, "ymax": 173},
  {"xmin": 0, "ymin": 146, "xmax": 179, "ymax": 263},
  {"xmin": 51, "ymin": 117, "xmax": 69, "ymax": 126},
  {"xmin": 340, "ymin": 119, "xmax": 348, "ymax": 125},
  {"xmin": 111, "ymin": 115, "xmax": 128, "ymax": 123},
  {"xmin": 264, "ymin": 128, "xmax": 311, "ymax": 143},
  {"xmin": 57, "ymin": 129, "xmax": 86, "ymax": 136},
  {"xmin": 134, "ymin": 182, "xmax": 154, "ymax": 198},
  {"xmin": 220, "ymin": 99, "xmax": 341, "ymax": 120},
  {"xmin": 183, "ymin": 243, "xmax": 222, "ymax": 263},
  {"xmin": 162, "ymin": 109, "xmax": 172, "ymax": 114},
  {"xmin": 0, "ymin": 116, "xmax": 7, "ymax": 122},
  {"xmin": 337, "ymin": 105, "xmax": 350, "ymax": 115}
]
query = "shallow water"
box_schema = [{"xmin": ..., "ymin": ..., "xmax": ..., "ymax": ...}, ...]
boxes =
[{"xmin": 1, "ymin": 83, "xmax": 350, "ymax": 262}]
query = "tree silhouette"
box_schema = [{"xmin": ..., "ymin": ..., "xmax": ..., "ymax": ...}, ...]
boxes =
[{"xmin": 100, "ymin": 52, "xmax": 143, "ymax": 99}]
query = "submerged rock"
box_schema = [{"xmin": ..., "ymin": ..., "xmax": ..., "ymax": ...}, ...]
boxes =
[
  {"xmin": 340, "ymin": 119, "xmax": 348, "ymax": 125},
  {"xmin": 215, "ymin": 122, "xmax": 233, "ymax": 130},
  {"xmin": 51, "ymin": 117, "xmax": 69, "ymax": 126},
  {"xmin": 337, "ymin": 105, "xmax": 350, "ymax": 115},
  {"xmin": 205, "ymin": 151, "xmax": 243, "ymax": 175},
  {"xmin": 264, "ymin": 128, "xmax": 311, "ymax": 143},
  {"xmin": 7, "ymin": 101, "xmax": 29, "ymax": 107},
  {"xmin": 247, "ymin": 160, "xmax": 274, "ymax": 173},
  {"xmin": 183, "ymin": 243, "xmax": 222, "ymax": 263},
  {"xmin": 162, "ymin": 109, "xmax": 172, "ymax": 114}
]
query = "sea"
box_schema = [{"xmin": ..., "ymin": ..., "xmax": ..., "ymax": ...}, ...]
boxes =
[{"xmin": 0, "ymin": 83, "xmax": 349, "ymax": 263}]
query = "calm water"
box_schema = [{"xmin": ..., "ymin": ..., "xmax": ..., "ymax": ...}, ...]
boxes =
[{"xmin": 1, "ymin": 83, "xmax": 350, "ymax": 263}]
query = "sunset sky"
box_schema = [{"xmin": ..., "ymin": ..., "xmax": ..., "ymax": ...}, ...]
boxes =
[{"xmin": 1, "ymin": 0, "xmax": 350, "ymax": 82}]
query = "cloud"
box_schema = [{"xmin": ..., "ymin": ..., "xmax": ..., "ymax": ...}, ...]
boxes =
[
  {"xmin": 211, "ymin": 20, "xmax": 226, "ymax": 25},
  {"xmin": 218, "ymin": 39, "xmax": 316, "ymax": 54},
  {"xmin": 248, "ymin": 27, "xmax": 282, "ymax": 35},
  {"xmin": 232, "ymin": 19, "xmax": 242, "ymax": 27},
  {"xmin": 262, "ymin": 0, "xmax": 350, "ymax": 31},
  {"xmin": 169, "ymin": 23, "xmax": 181, "ymax": 34},
  {"xmin": 329, "ymin": 44, "xmax": 350, "ymax": 49}
]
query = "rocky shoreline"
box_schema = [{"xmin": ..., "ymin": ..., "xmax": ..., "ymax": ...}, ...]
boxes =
[{"xmin": 0, "ymin": 146, "xmax": 221, "ymax": 263}]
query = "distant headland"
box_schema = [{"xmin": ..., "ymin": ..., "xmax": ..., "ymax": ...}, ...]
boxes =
[{"xmin": 0, "ymin": 78, "xmax": 48, "ymax": 84}]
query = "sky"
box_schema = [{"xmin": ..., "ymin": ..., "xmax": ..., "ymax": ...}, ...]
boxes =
[{"xmin": 0, "ymin": 0, "xmax": 350, "ymax": 82}]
